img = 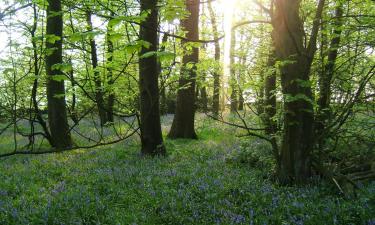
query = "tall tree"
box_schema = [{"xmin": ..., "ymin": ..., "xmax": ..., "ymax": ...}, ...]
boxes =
[
  {"xmin": 272, "ymin": 0, "xmax": 325, "ymax": 183},
  {"xmin": 168, "ymin": 0, "xmax": 200, "ymax": 139},
  {"xmin": 29, "ymin": 4, "xmax": 53, "ymax": 146},
  {"xmin": 86, "ymin": 11, "xmax": 108, "ymax": 126},
  {"xmin": 138, "ymin": 0, "xmax": 166, "ymax": 156},
  {"xmin": 106, "ymin": 13, "xmax": 116, "ymax": 123},
  {"xmin": 208, "ymin": 1, "xmax": 221, "ymax": 116},
  {"xmin": 45, "ymin": 0, "xmax": 72, "ymax": 148},
  {"xmin": 317, "ymin": 3, "xmax": 344, "ymax": 136},
  {"xmin": 230, "ymin": 28, "xmax": 238, "ymax": 112}
]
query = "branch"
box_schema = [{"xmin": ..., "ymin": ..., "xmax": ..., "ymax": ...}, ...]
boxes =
[
  {"xmin": 0, "ymin": 127, "xmax": 140, "ymax": 159},
  {"xmin": 307, "ymin": 0, "xmax": 326, "ymax": 58},
  {"xmin": 0, "ymin": 3, "xmax": 32, "ymax": 20}
]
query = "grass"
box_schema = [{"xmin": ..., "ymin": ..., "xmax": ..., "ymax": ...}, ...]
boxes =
[{"xmin": 0, "ymin": 115, "xmax": 374, "ymax": 224}]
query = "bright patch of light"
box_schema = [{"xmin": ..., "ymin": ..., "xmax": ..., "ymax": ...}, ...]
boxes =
[{"xmin": 221, "ymin": 0, "xmax": 235, "ymax": 106}]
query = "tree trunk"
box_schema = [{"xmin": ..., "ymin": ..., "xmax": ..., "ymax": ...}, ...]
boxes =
[
  {"xmin": 200, "ymin": 84, "xmax": 208, "ymax": 112},
  {"xmin": 86, "ymin": 11, "xmax": 108, "ymax": 126},
  {"xmin": 317, "ymin": 4, "xmax": 343, "ymax": 135},
  {"xmin": 159, "ymin": 33, "xmax": 169, "ymax": 115},
  {"xmin": 30, "ymin": 4, "xmax": 53, "ymax": 146},
  {"xmin": 168, "ymin": 0, "xmax": 199, "ymax": 139},
  {"xmin": 69, "ymin": 61, "xmax": 79, "ymax": 125},
  {"xmin": 230, "ymin": 28, "xmax": 238, "ymax": 112},
  {"xmin": 139, "ymin": 0, "xmax": 166, "ymax": 156},
  {"xmin": 264, "ymin": 52, "xmax": 279, "ymax": 163},
  {"xmin": 264, "ymin": 52, "xmax": 277, "ymax": 136},
  {"xmin": 106, "ymin": 14, "xmax": 115, "ymax": 123},
  {"xmin": 45, "ymin": 0, "xmax": 72, "ymax": 148},
  {"xmin": 273, "ymin": 0, "xmax": 325, "ymax": 183},
  {"xmin": 208, "ymin": 1, "xmax": 221, "ymax": 116}
]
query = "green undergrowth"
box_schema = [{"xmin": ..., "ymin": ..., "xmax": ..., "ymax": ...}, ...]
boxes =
[{"xmin": 0, "ymin": 117, "xmax": 374, "ymax": 224}]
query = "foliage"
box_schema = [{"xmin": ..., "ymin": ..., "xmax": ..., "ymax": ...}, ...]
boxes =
[{"xmin": 0, "ymin": 117, "xmax": 374, "ymax": 224}]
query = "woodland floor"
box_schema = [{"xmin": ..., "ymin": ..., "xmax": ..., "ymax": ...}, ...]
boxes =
[{"xmin": 0, "ymin": 115, "xmax": 374, "ymax": 224}]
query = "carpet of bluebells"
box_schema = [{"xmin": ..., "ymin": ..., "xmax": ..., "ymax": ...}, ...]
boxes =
[{"xmin": 0, "ymin": 116, "xmax": 374, "ymax": 224}]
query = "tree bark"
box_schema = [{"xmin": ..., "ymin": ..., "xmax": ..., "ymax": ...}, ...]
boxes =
[
  {"xmin": 30, "ymin": 4, "xmax": 53, "ymax": 146},
  {"xmin": 317, "ymin": 4, "xmax": 343, "ymax": 135},
  {"xmin": 264, "ymin": 52, "xmax": 277, "ymax": 137},
  {"xmin": 208, "ymin": 1, "xmax": 221, "ymax": 116},
  {"xmin": 106, "ymin": 13, "xmax": 115, "ymax": 123},
  {"xmin": 168, "ymin": 0, "xmax": 199, "ymax": 139},
  {"xmin": 86, "ymin": 11, "xmax": 108, "ymax": 126},
  {"xmin": 200, "ymin": 83, "xmax": 208, "ymax": 112},
  {"xmin": 159, "ymin": 33, "xmax": 169, "ymax": 115},
  {"xmin": 230, "ymin": 28, "xmax": 238, "ymax": 112},
  {"xmin": 45, "ymin": 0, "xmax": 72, "ymax": 148},
  {"xmin": 272, "ymin": 0, "xmax": 325, "ymax": 183},
  {"xmin": 139, "ymin": 0, "xmax": 166, "ymax": 156}
]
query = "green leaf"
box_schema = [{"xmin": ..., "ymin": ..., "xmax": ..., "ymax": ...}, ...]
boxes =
[
  {"xmin": 50, "ymin": 75, "xmax": 68, "ymax": 82},
  {"xmin": 108, "ymin": 33, "xmax": 123, "ymax": 42},
  {"xmin": 157, "ymin": 51, "xmax": 175, "ymax": 61},
  {"xmin": 45, "ymin": 47, "xmax": 57, "ymax": 56},
  {"xmin": 53, "ymin": 93, "xmax": 66, "ymax": 99},
  {"xmin": 51, "ymin": 63, "xmax": 72, "ymax": 73},
  {"xmin": 140, "ymin": 51, "xmax": 157, "ymax": 59},
  {"xmin": 45, "ymin": 34, "xmax": 61, "ymax": 44}
]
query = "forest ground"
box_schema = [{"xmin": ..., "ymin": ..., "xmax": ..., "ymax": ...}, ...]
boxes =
[{"xmin": 0, "ymin": 115, "xmax": 374, "ymax": 224}]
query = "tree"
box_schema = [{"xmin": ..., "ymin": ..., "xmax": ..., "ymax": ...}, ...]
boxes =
[
  {"xmin": 272, "ymin": 0, "xmax": 325, "ymax": 183},
  {"xmin": 207, "ymin": 1, "xmax": 221, "ymax": 116},
  {"xmin": 45, "ymin": 0, "xmax": 72, "ymax": 148},
  {"xmin": 229, "ymin": 27, "xmax": 238, "ymax": 112},
  {"xmin": 168, "ymin": 0, "xmax": 200, "ymax": 139},
  {"xmin": 86, "ymin": 11, "xmax": 108, "ymax": 126},
  {"xmin": 106, "ymin": 12, "xmax": 116, "ymax": 123},
  {"xmin": 316, "ymin": 3, "xmax": 344, "ymax": 137},
  {"xmin": 138, "ymin": 0, "xmax": 166, "ymax": 156}
]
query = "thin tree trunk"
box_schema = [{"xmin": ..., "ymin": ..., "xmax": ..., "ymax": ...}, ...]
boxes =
[
  {"xmin": 264, "ymin": 53, "xmax": 277, "ymax": 136},
  {"xmin": 106, "ymin": 13, "xmax": 115, "ymax": 123},
  {"xmin": 30, "ymin": 4, "xmax": 53, "ymax": 146},
  {"xmin": 69, "ymin": 60, "xmax": 79, "ymax": 125},
  {"xmin": 168, "ymin": 0, "xmax": 199, "ymax": 139},
  {"xmin": 45, "ymin": 0, "xmax": 72, "ymax": 148},
  {"xmin": 264, "ymin": 52, "xmax": 279, "ymax": 162},
  {"xmin": 208, "ymin": 1, "xmax": 221, "ymax": 116},
  {"xmin": 139, "ymin": 0, "xmax": 166, "ymax": 156},
  {"xmin": 159, "ymin": 33, "xmax": 169, "ymax": 115},
  {"xmin": 230, "ymin": 28, "xmax": 238, "ymax": 112},
  {"xmin": 200, "ymin": 83, "xmax": 208, "ymax": 112},
  {"xmin": 317, "ymin": 4, "xmax": 343, "ymax": 135},
  {"xmin": 86, "ymin": 11, "xmax": 108, "ymax": 126}
]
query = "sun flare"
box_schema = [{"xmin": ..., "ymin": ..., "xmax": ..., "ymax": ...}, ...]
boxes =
[{"xmin": 222, "ymin": 0, "xmax": 236, "ymax": 106}]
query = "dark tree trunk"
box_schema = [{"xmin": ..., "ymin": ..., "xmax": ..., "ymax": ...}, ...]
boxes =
[
  {"xmin": 264, "ymin": 52, "xmax": 277, "ymax": 136},
  {"xmin": 30, "ymin": 4, "xmax": 53, "ymax": 146},
  {"xmin": 45, "ymin": 0, "xmax": 72, "ymax": 148},
  {"xmin": 208, "ymin": 1, "xmax": 221, "ymax": 116},
  {"xmin": 139, "ymin": 0, "xmax": 166, "ymax": 156},
  {"xmin": 238, "ymin": 56, "xmax": 245, "ymax": 111},
  {"xmin": 238, "ymin": 92, "xmax": 244, "ymax": 110},
  {"xmin": 264, "ymin": 52, "xmax": 279, "ymax": 162},
  {"xmin": 200, "ymin": 84, "xmax": 208, "ymax": 112},
  {"xmin": 159, "ymin": 33, "xmax": 169, "ymax": 115},
  {"xmin": 317, "ymin": 4, "xmax": 343, "ymax": 135},
  {"xmin": 69, "ymin": 62, "xmax": 79, "ymax": 125},
  {"xmin": 168, "ymin": 0, "xmax": 199, "ymax": 139},
  {"xmin": 230, "ymin": 28, "xmax": 238, "ymax": 112},
  {"xmin": 273, "ymin": 0, "xmax": 325, "ymax": 183},
  {"xmin": 198, "ymin": 45, "xmax": 208, "ymax": 112},
  {"xmin": 86, "ymin": 11, "xmax": 108, "ymax": 126},
  {"xmin": 106, "ymin": 14, "xmax": 115, "ymax": 123}
]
